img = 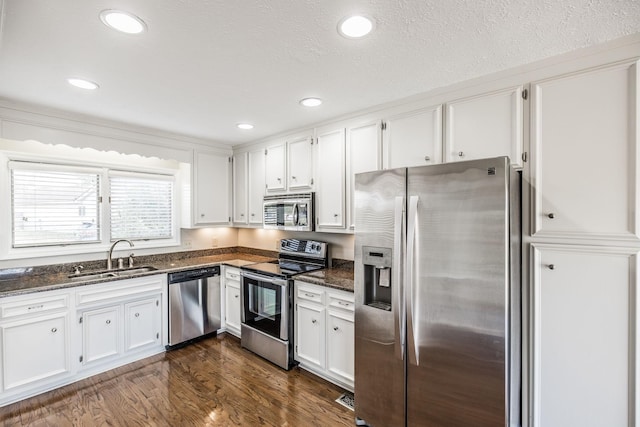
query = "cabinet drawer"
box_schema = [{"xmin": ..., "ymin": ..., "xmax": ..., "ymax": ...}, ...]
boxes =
[
  {"xmin": 328, "ymin": 293, "xmax": 355, "ymax": 313},
  {"xmin": 1, "ymin": 293, "xmax": 69, "ymax": 320},
  {"xmin": 76, "ymin": 275, "xmax": 164, "ymax": 307},
  {"xmin": 297, "ymin": 287, "xmax": 324, "ymax": 304},
  {"xmin": 225, "ymin": 268, "xmax": 241, "ymax": 281}
]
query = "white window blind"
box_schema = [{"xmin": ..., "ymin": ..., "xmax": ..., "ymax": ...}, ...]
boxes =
[
  {"xmin": 10, "ymin": 163, "xmax": 101, "ymax": 247},
  {"xmin": 109, "ymin": 172, "xmax": 174, "ymax": 240}
]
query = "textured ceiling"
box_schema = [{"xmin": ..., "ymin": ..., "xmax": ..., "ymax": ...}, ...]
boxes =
[{"xmin": 0, "ymin": 0, "xmax": 639, "ymax": 145}]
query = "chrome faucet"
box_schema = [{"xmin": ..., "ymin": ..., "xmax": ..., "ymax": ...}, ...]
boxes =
[{"xmin": 107, "ymin": 239, "xmax": 134, "ymax": 270}]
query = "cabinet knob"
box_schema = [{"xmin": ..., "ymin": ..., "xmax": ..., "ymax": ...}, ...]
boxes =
[
  {"xmin": 277, "ymin": 177, "xmax": 281, "ymax": 182},
  {"xmin": 312, "ymin": 319, "xmax": 317, "ymax": 324},
  {"xmin": 240, "ymin": 213, "xmax": 244, "ymax": 217},
  {"xmin": 424, "ymin": 156, "xmax": 431, "ymax": 162},
  {"xmin": 334, "ymin": 213, "xmax": 339, "ymax": 217},
  {"xmin": 106, "ymin": 319, "xmax": 111, "ymax": 324},
  {"xmin": 200, "ymin": 213, "xmax": 205, "ymax": 218},
  {"xmin": 458, "ymin": 151, "xmax": 464, "ymax": 157},
  {"xmin": 548, "ymin": 264, "xmax": 555, "ymax": 270},
  {"xmin": 235, "ymin": 295, "xmax": 239, "ymax": 298},
  {"xmin": 51, "ymin": 327, "xmax": 57, "ymax": 333},
  {"xmin": 251, "ymin": 213, "xmax": 255, "ymax": 217},
  {"xmin": 548, "ymin": 213, "xmax": 555, "ymax": 219},
  {"xmin": 135, "ymin": 313, "xmax": 140, "ymax": 318},
  {"xmin": 333, "ymin": 326, "xmax": 339, "ymax": 331},
  {"xmin": 292, "ymin": 176, "xmax": 296, "ymax": 180}
]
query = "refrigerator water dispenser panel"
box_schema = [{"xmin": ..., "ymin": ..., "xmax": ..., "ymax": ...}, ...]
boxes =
[{"xmin": 362, "ymin": 246, "xmax": 392, "ymax": 311}]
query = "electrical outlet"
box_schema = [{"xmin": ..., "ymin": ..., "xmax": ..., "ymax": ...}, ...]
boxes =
[
  {"xmin": 211, "ymin": 238, "xmax": 219, "ymax": 247},
  {"xmin": 184, "ymin": 240, "xmax": 192, "ymax": 248}
]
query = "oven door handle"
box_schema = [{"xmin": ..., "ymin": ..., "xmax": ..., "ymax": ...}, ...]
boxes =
[{"xmin": 241, "ymin": 271, "xmax": 288, "ymax": 287}]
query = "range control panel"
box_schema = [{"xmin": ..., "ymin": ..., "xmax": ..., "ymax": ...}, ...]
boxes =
[{"xmin": 280, "ymin": 238, "xmax": 327, "ymax": 259}]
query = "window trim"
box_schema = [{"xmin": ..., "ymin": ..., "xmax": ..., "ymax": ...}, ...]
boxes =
[{"xmin": 0, "ymin": 153, "xmax": 181, "ymax": 261}]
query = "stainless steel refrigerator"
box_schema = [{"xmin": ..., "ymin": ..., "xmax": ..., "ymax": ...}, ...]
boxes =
[{"xmin": 354, "ymin": 157, "xmax": 521, "ymax": 427}]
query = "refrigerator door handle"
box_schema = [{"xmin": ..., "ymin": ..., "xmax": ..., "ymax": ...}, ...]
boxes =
[
  {"xmin": 406, "ymin": 195, "xmax": 420, "ymax": 366},
  {"xmin": 393, "ymin": 196, "xmax": 405, "ymax": 360}
]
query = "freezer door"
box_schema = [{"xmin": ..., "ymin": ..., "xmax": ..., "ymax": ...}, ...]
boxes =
[
  {"xmin": 406, "ymin": 157, "xmax": 518, "ymax": 426},
  {"xmin": 354, "ymin": 168, "xmax": 406, "ymax": 427}
]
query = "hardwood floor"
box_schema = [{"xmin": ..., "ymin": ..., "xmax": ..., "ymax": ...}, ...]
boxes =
[{"xmin": 0, "ymin": 334, "xmax": 354, "ymax": 426}]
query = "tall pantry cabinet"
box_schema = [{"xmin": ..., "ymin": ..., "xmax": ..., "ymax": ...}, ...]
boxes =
[{"xmin": 524, "ymin": 59, "xmax": 639, "ymax": 427}]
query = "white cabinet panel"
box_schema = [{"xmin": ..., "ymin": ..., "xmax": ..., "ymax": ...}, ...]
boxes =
[
  {"xmin": 248, "ymin": 148, "xmax": 266, "ymax": 225},
  {"xmin": 224, "ymin": 267, "xmax": 242, "ymax": 337},
  {"xmin": 125, "ymin": 297, "xmax": 161, "ymax": 352},
  {"xmin": 327, "ymin": 309, "xmax": 354, "ymax": 385},
  {"xmin": 295, "ymin": 302, "xmax": 325, "ymax": 370},
  {"xmin": 288, "ymin": 136, "xmax": 314, "ymax": 190},
  {"xmin": 347, "ymin": 121, "xmax": 381, "ymax": 230},
  {"xmin": 1, "ymin": 312, "xmax": 70, "ymax": 391},
  {"xmin": 530, "ymin": 61, "xmax": 639, "ymax": 241},
  {"xmin": 531, "ymin": 244, "xmax": 637, "ymax": 427},
  {"xmin": 265, "ymin": 143, "xmax": 286, "ymax": 192},
  {"xmin": 82, "ymin": 306, "xmax": 121, "ymax": 366},
  {"xmin": 193, "ymin": 151, "xmax": 231, "ymax": 225},
  {"xmin": 233, "ymin": 152, "xmax": 248, "ymax": 224},
  {"xmin": 445, "ymin": 86, "xmax": 523, "ymax": 167},
  {"xmin": 383, "ymin": 105, "xmax": 443, "ymax": 169},
  {"xmin": 316, "ymin": 128, "xmax": 346, "ymax": 230}
]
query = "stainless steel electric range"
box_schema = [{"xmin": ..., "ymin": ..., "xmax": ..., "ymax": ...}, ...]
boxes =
[{"xmin": 240, "ymin": 238, "xmax": 328, "ymax": 370}]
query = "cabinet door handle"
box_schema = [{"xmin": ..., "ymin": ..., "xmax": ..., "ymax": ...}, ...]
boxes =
[
  {"xmin": 458, "ymin": 151, "xmax": 464, "ymax": 157},
  {"xmin": 312, "ymin": 319, "xmax": 317, "ymax": 324},
  {"xmin": 333, "ymin": 213, "xmax": 339, "ymax": 217},
  {"xmin": 51, "ymin": 327, "xmax": 57, "ymax": 333},
  {"xmin": 200, "ymin": 213, "xmax": 205, "ymax": 218},
  {"xmin": 235, "ymin": 295, "xmax": 239, "ymax": 298},
  {"xmin": 251, "ymin": 213, "xmax": 255, "ymax": 217},
  {"xmin": 292, "ymin": 176, "xmax": 296, "ymax": 180},
  {"xmin": 424, "ymin": 156, "xmax": 431, "ymax": 162},
  {"xmin": 548, "ymin": 213, "xmax": 555, "ymax": 219},
  {"xmin": 548, "ymin": 264, "xmax": 555, "ymax": 270},
  {"xmin": 277, "ymin": 177, "xmax": 281, "ymax": 182},
  {"xmin": 338, "ymin": 301, "xmax": 350, "ymax": 307},
  {"xmin": 333, "ymin": 326, "xmax": 339, "ymax": 331},
  {"xmin": 135, "ymin": 313, "xmax": 140, "ymax": 318},
  {"xmin": 106, "ymin": 319, "xmax": 111, "ymax": 324}
]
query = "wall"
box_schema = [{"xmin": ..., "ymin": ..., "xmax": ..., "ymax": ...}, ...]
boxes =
[{"xmin": 238, "ymin": 228, "xmax": 354, "ymax": 261}]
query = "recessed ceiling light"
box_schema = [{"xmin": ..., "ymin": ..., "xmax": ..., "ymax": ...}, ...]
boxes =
[
  {"xmin": 237, "ymin": 123, "xmax": 254, "ymax": 130},
  {"xmin": 67, "ymin": 78, "xmax": 99, "ymax": 90},
  {"xmin": 300, "ymin": 98, "xmax": 323, "ymax": 107},
  {"xmin": 100, "ymin": 10, "xmax": 147, "ymax": 34},
  {"xmin": 338, "ymin": 15, "xmax": 374, "ymax": 38}
]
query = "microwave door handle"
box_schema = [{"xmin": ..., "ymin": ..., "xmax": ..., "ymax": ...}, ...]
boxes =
[{"xmin": 292, "ymin": 203, "xmax": 299, "ymax": 226}]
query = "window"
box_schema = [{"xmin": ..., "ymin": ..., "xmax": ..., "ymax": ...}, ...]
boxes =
[
  {"xmin": 7, "ymin": 161, "xmax": 176, "ymax": 250},
  {"xmin": 10, "ymin": 162, "xmax": 101, "ymax": 247},
  {"xmin": 109, "ymin": 172, "xmax": 174, "ymax": 240}
]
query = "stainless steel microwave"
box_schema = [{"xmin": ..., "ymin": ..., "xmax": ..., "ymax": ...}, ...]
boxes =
[{"xmin": 263, "ymin": 193, "xmax": 314, "ymax": 231}]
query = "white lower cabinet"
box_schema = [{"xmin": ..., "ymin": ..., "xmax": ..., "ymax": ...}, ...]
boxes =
[
  {"xmin": 82, "ymin": 305, "xmax": 121, "ymax": 366},
  {"xmin": 223, "ymin": 266, "xmax": 242, "ymax": 337},
  {"xmin": 294, "ymin": 281, "xmax": 354, "ymax": 391},
  {"xmin": 0, "ymin": 289, "xmax": 73, "ymax": 405},
  {"xmin": 125, "ymin": 297, "xmax": 161, "ymax": 352},
  {"xmin": 530, "ymin": 244, "xmax": 638, "ymax": 427}
]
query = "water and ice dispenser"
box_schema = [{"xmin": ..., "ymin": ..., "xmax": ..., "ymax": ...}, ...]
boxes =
[{"xmin": 362, "ymin": 246, "xmax": 392, "ymax": 311}]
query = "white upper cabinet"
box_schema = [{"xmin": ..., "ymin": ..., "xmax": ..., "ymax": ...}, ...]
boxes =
[
  {"xmin": 191, "ymin": 150, "xmax": 231, "ymax": 226},
  {"xmin": 287, "ymin": 136, "xmax": 314, "ymax": 191},
  {"xmin": 529, "ymin": 60, "xmax": 639, "ymax": 242},
  {"xmin": 445, "ymin": 86, "xmax": 524, "ymax": 167},
  {"xmin": 315, "ymin": 128, "xmax": 346, "ymax": 231},
  {"xmin": 232, "ymin": 152, "xmax": 248, "ymax": 224},
  {"xmin": 248, "ymin": 147, "xmax": 266, "ymax": 225},
  {"xmin": 265, "ymin": 142, "xmax": 286, "ymax": 192},
  {"xmin": 383, "ymin": 105, "xmax": 443, "ymax": 169},
  {"xmin": 347, "ymin": 120, "xmax": 382, "ymax": 230}
]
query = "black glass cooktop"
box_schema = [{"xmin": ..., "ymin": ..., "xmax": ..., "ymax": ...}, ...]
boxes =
[{"xmin": 241, "ymin": 260, "xmax": 324, "ymax": 279}]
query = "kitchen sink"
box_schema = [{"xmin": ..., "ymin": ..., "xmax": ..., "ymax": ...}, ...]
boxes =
[{"xmin": 68, "ymin": 266, "xmax": 158, "ymax": 282}]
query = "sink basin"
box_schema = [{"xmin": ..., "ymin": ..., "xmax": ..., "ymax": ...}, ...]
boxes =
[{"xmin": 68, "ymin": 266, "xmax": 158, "ymax": 282}]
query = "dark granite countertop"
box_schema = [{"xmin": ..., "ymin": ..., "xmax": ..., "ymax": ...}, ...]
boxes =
[
  {"xmin": 297, "ymin": 267, "xmax": 354, "ymax": 293},
  {"xmin": 0, "ymin": 250, "xmax": 275, "ymax": 298},
  {"xmin": 0, "ymin": 247, "xmax": 356, "ymax": 298}
]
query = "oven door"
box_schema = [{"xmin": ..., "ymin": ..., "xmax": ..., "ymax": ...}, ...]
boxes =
[{"xmin": 241, "ymin": 271, "xmax": 289, "ymax": 341}]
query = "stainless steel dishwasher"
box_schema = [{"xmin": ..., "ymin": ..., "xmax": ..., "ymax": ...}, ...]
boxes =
[{"xmin": 167, "ymin": 265, "xmax": 221, "ymax": 347}]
